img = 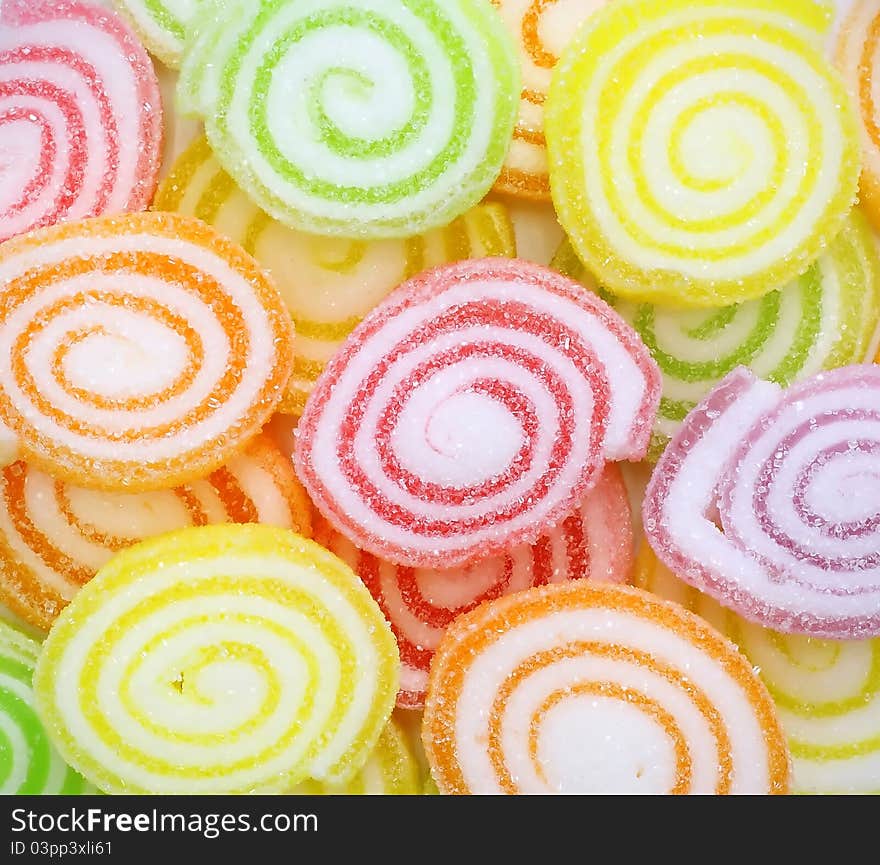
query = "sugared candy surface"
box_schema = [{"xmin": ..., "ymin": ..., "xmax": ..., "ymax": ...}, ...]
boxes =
[
  {"xmin": 547, "ymin": 0, "xmax": 860, "ymax": 307},
  {"xmin": 295, "ymin": 258, "xmax": 660, "ymax": 568},
  {"xmin": 636, "ymin": 545, "xmax": 880, "ymax": 795},
  {"xmin": 34, "ymin": 525, "xmax": 399, "ymax": 794},
  {"xmin": 317, "ymin": 463, "xmax": 633, "ymax": 708},
  {"xmin": 178, "ymin": 0, "xmax": 520, "ymax": 238},
  {"xmin": 155, "ymin": 136, "xmax": 517, "ymax": 414},
  {"xmin": 645, "ymin": 365, "xmax": 880, "ymax": 639},
  {"xmin": 423, "ymin": 582, "xmax": 791, "ymax": 794},
  {"xmin": 0, "ymin": 0, "xmax": 162, "ymax": 242},
  {"xmin": 0, "ymin": 435, "xmax": 311, "ymax": 631},
  {"xmin": 0, "ymin": 212, "xmax": 294, "ymax": 491}
]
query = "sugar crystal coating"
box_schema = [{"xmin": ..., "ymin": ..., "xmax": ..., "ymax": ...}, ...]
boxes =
[
  {"xmin": 0, "ymin": 434, "xmax": 311, "ymax": 632},
  {"xmin": 177, "ymin": 0, "xmax": 520, "ymax": 239},
  {"xmin": 546, "ymin": 0, "xmax": 861, "ymax": 307},
  {"xmin": 555, "ymin": 209, "xmax": 880, "ymax": 456},
  {"xmin": 0, "ymin": 618, "xmax": 93, "ymax": 794},
  {"xmin": 0, "ymin": 212, "xmax": 294, "ymax": 492},
  {"xmin": 34, "ymin": 524, "xmax": 400, "ymax": 794},
  {"xmin": 423, "ymin": 581, "xmax": 791, "ymax": 794},
  {"xmin": 154, "ymin": 136, "xmax": 517, "ymax": 414},
  {"xmin": 635, "ymin": 544, "xmax": 880, "ymax": 795},
  {"xmin": 317, "ymin": 463, "xmax": 633, "ymax": 708},
  {"xmin": 290, "ymin": 715, "xmax": 421, "ymax": 794},
  {"xmin": 490, "ymin": 0, "xmax": 608, "ymax": 200},
  {"xmin": 294, "ymin": 258, "xmax": 661, "ymax": 569},
  {"xmin": 0, "ymin": 0, "xmax": 163, "ymax": 243},
  {"xmin": 644, "ymin": 364, "xmax": 880, "ymax": 639},
  {"xmin": 112, "ymin": 0, "xmax": 196, "ymax": 67}
]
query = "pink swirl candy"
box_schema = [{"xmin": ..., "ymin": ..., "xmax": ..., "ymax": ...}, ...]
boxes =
[
  {"xmin": 644, "ymin": 365, "xmax": 880, "ymax": 639},
  {"xmin": 0, "ymin": 0, "xmax": 162, "ymax": 242},
  {"xmin": 295, "ymin": 259, "xmax": 660, "ymax": 569}
]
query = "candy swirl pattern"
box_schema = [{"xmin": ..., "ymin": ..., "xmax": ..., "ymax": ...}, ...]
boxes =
[
  {"xmin": 635, "ymin": 545, "xmax": 880, "ymax": 795},
  {"xmin": 836, "ymin": 0, "xmax": 880, "ymax": 231},
  {"xmin": 290, "ymin": 716, "xmax": 420, "ymax": 794},
  {"xmin": 0, "ymin": 435, "xmax": 312, "ymax": 632},
  {"xmin": 0, "ymin": 213, "xmax": 294, "ymax": 491},
  {"xmin": 546, "ymin": 0, "xmax": 861, "ymax": 307},
  {"xmin": 34, "ymin": 525, "xmax": 400, "ymax": 794},
  {"xmin": 155, "ymin": 136, "xmax": 516, "ymax": 414},
  {"xmin": 645, "ymin": 364, "xmax": 880, "ymax": 639},
  {"xmin": 0, "ymin": 0, "xmax": 162, "ymax": 243},
  {"xmin": 490, "ymin": 0, "xmax": 608, "ymax": 199},
  {"xmin": 423, "ymin": 582, "xmax": 791, "ymax": 794},
  {"xmin": 113, "ymin": 0, "xmax": 198, "ymax": 67},
  {"xmin": 295, "ymin": 259, "xmax": 661, "ymax": 569},
  {"xmin": 554, "ymin": 210, "xmax": 880, "ymax": 455},
  {"xmin": 177, "ymin": 0, "xmax": 519, "ymax": 238},
  {"xmin": 317, "ymin": 464, "xmax": 633, "ymax": 708},
  {"xmin": 0, "ymin": 619, "xmax": 92, "ymax": 794}
]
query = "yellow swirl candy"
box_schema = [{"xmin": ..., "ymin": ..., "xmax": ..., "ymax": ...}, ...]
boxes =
[
  {"xmin": 154, "ymin": 137, "xmax": 516, "ymax": 414},
  {"xmin": 635, "ymin": 544, "xmax": 880, "ymax": 794},
  {"xmin": 546, "ymin": 0, "xmax": 861, "ymax": 307},
  {"xmin": 290, "ymin": 716, "xmax": 419, "ymax": 795},
  {"xmin": 34, "ymin": 525, "xmax": 399, "ymax": 794}
]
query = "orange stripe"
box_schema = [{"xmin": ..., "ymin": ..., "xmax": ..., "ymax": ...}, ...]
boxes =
[
  {"xmin": 528, "ymin": 681, "xmax": 692, "ymax": 794},
  {"xmin": 859, "ymin": 11, "xmax": 880, "ymax": 151},
  {"xmin": 522, "ymin": 0, "xmax": 558, "ymax": 69},
  {"xmin": 0, "ymin": 435, "xmax": 309, "ymax": 631},
  {"xmin": 0, "ymin": 213, "xmax": 294, "ymax": 490},
  {"xmin": 49, "ymin": 303, "xmax": 204, "ymax": 413},
  {"xmin": 487, "ymin": 642, "xmax": 716, "ymax": 794},
  {"xmin": 424, "ymin": 583, "xmax": 790, "ymax": 795},
  {"xmin": 208, "ymin": 466, "xmax": 260, "ymax": 524}
]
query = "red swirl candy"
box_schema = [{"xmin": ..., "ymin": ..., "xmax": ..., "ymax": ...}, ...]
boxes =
[
  {"xmin": 0, "ymin": 0, "xmax": 162, "ymax": 242},
  {"xmin": 644, "ymin": 365, "xmax": 880, "ymax": 639},
  {"xmin": 295, "ymin": 259, "xmax": 660, "ymax": 569},
  {"xmin": 317, "ymin": 463, "xmax": 634, "ymax": 708}
]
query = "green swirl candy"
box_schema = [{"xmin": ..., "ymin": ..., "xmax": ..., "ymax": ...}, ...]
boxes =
[
  {"xmin": 0, "ymin": 620, "xmax": 92, "ymax": 794},
  {"xmin": 553, "ymin": 209, "xmax": 880, "ymax": 456},
  {"xmin": 178, "ymin": 0, "xmax": 519, "ymax": 238},
  {"xmin": 113, "ymin": 0, "xmax": 199, "ymax": 67}
]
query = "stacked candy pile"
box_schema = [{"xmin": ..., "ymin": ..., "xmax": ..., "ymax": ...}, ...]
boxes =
[{"xmin": 1, "ymin": 0, "xmax": 880, "ymax": 794}]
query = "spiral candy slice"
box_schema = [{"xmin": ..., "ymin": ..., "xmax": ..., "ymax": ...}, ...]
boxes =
[
  {"xmin": 295, "ymin": 259, "xmax": 661, "ymax": 569},
  {"xmin": 155, "ymin": 137, "xmax": 517, "ymax": 415},
  {"xmin": 318, "ymin": 464, "xmax": 633, "ymax": 708},
  {"xmin": 0, "ymin": 619, "xmax": 91, "ymax": 794},
  {"xmin": 491, "ymin": 0, "xmax": 608, "ymax": 199},
  {"xmin": 555, "ymin": 210, "xmax": 880, "ymax": 454},
  {"xmin": 177, "ymin": 0, "xmax": 519, "ymax": 238},
  {"xmin": 0, "ymin": 435, "xmax": 311, "ymax": 633},
  {"xmin": 635, "ymin": 545, "xmax": 880, "ymax": 795},
  {"xmin": 0, "ymin": 1, "xmax": 162, "ymax": 243},
  {"xmin": 546, "ymin": 0, "xmax": 861, "ymax": 307},
  {"xmin": 0, "ymin": 212, "xmax": 294, "ymax": 492},
  {"xmin": 645, "ymin": 364, "xmax": 880, "ymax": 639},
  {"xmin": 113, "ymin": 0, "xmax": 196, "ymax": 67},
  {"xmin": 290, "ymin": 716, "xmax": 420, "ymax": 795},
  {"xmin": 423, "ymin": 582, "xmax": 790, "ymax": 794},
  {"xmin": 34, "ymin": 525, "xmax": 399, "ymax": 794}
]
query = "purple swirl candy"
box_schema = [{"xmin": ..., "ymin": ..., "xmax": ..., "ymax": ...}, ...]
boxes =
[{"xmin": 643, "ymin": 365, "xmax": 880, "ymax": 639}]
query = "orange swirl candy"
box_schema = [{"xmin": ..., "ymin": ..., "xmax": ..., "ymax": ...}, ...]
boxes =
[
  {"xmin": 423, "ymin": 582, "xmax": 791, "ymax": 794},
  {"xmin": 837, "ymin": 0, "xmax": 880, "ymax": 231},
  {"xmin": 0, "ymin": 213, "xmax": 294, "ymax": 490},
  {"xmin": 492, "ymin": 0, "xmax": 608, "ymax": 199},
  {"xmin": 0, "ymin": 435, "xmax": 310, "ymax": 632}
]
